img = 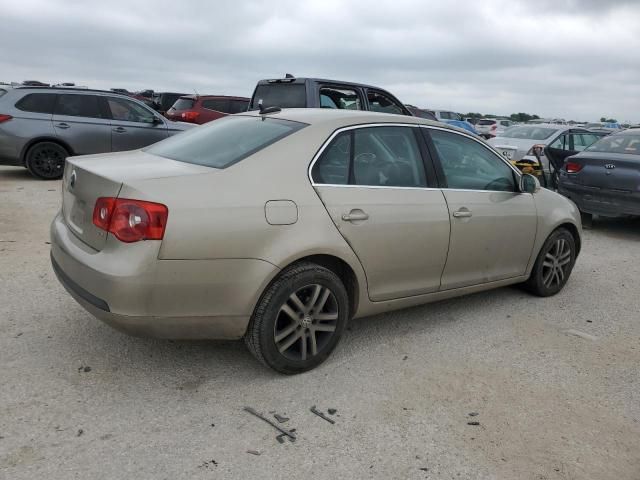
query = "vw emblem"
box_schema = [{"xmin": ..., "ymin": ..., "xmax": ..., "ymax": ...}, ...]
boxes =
[
  {"xmin": 69, "ymin": 170, "xmax": 77, "ymax": 188},
  {"xmin": 605, "ymin": 164, "xmax": 615, "ymax": 169}
]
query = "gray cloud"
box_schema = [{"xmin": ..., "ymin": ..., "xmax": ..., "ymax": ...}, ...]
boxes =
[{"xmin": 2, "ymin": 0, "xmax": 639, "ymax": 121}]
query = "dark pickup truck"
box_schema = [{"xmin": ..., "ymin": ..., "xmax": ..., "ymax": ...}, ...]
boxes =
[{"xmin": 249, "ymin": 75, "xmax": 412, "ymax": 116}]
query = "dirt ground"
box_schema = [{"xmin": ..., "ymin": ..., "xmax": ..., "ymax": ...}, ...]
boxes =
[{"xmin": 1, "ymin": 165, "xmax": 639, "ymax": 479}]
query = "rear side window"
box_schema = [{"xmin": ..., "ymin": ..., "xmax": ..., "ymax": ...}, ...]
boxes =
[
  {"xmin": 55, "ymin": 94, "xmax": 106, "ymax": 119},
  {"xmin": 312, "ymin": 126, "xmax": 427, "ymax": 188},
  {"xmin": 170, "ymin": 98, "xmax": 194, "ymax": 110},
  {"xmin": 250, "ymin": 84, "xmax": 306, "ymax": 109},
  {"xmin": 319, "ymin": 87, "xmax": 362, "ymax": 110},
  {"xmin": 586, "ymin": 134, "xmax": 640, "ymax": 155},
  {"xmin": 367, "ymin": 91, "xmax": 405, "ymax": 115},
  {"xmin": 145, "ymin": 115, "xmax": 306, "ymax": 169},
  {"xmin": 15, "ymin": 93, "xmax": 57, "ymax": 114},
  {"xmin": 202, "ymin": 98, "xmax": 230, "ymax": 112},
  {"xmin": 228, "ymin": 99, "xmax": 249, "ymax": 114}
]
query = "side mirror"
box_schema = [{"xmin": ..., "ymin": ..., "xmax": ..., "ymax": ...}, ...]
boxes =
[
  {"xmin": 520, "ymin": 173, "xmax": 540, "ymax": 193},
  {"xmin": 151, "ymin": 116, "xmax": 163, "ymax": 125}
]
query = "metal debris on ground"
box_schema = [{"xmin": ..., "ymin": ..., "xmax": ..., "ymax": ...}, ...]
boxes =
[
  {"xmin": 276, "ymin": 428, "xmax": 296, "ymax": 444},
  {"xmin": 247, "ymin": 450, "xmax": 261, "ymax": 456},
  {"xmin": 565, "ymin": 329, "xmax": 598, "ymax": 341},
  {"xmin": 76, "ymin": 429, "xmax": 83, "ymax": 437},
  {"xmin": 243, "ymin": 407, "xmax": 297, "ymax": 441},
  {"xmin": 327, "ymin": 408, "xmax": 337, "ymax": 415},
  {"xmin": 468, "ymin": 412, "xmax": 479, "ymax": 417},
  {"xmin": 467, "ymin": 421, "xmax": 480, "ymax": 426},
  {"xmin": 310, "ymin": 406, "xmax": 335, "ymax": 424},
  {"xmin": 273, "ymin": 414, "xmax": 289, "ymax": 423}
]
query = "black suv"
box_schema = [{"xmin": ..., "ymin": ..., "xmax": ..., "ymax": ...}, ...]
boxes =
[{"xmin": 249, "ymin": 75, "xmax": 412, "ymax": 116}]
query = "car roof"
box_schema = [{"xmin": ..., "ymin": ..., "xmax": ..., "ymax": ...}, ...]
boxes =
[
  {"xmin": 11, "ymin": 86, "xmax": 130, "ymax": 97},
  {"xmin": 255, "ymin": 76, "xmax": 395, "ymax": 92},
  {"xmin": 239, "ymin": 107, "xmax": 465, "ymax": 132},
  {"xmin": 180, "ymin": 94, "xmax": 250, "ymax": 101}
]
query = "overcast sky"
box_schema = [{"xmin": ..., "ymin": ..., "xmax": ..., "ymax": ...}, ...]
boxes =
[{"xmin": 2, "ymin": 0, "xmax": 639, "ymax": 122}]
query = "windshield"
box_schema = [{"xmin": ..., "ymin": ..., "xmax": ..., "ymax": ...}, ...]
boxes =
[
  {"xmin": 250, "ymin": 83, "xmax": 306, "ymax": 109},
  {"xmin": 145, "ymin": 115, "xmax": 306, "ymax": 169},
  {"xmin": 500, "ymin": 126, "xmax": 558, "ymax": 140},
  {"xmin": 585, "ymin": 134, "xmax": 640, "ymax": 155}
]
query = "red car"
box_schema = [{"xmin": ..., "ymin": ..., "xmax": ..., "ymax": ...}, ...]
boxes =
[{"xmin": 165, "ymin": 95, "xmax": 250, "ymax": 124}]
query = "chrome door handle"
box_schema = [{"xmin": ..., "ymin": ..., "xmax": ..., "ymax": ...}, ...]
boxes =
[
  {"xmin": 113, "ymin": 127, "xmax": 127, "ymax": 133},
  {"xmin": 56, "ymin": 123, "xmax": 70, "ymax": 129},
  {"xmin": 453, "ymin": 209, "xmax": 473, "ymax": 218},
  {"xmin": 342, "ymin": 211, "xmax": 369, "ymax": 222}
]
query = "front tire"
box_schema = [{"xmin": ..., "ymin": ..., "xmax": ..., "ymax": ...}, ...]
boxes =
[
  {"xmin": 25, "ymin": 142, "xmax": 68, "ymax": 180},
  {"xmin": 524, "ymin": 228, "xmax": 576, "ymax": 297},
  {"xmin": 245, "ymin": 262, "xmax": 349, "ymax": 374}
]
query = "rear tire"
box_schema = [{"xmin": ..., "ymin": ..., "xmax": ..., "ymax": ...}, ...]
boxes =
[
  {"xmin": 523, "ymin": 228, "xmax": 576, "ymax": 297},
  {"xmin": 244, "ymin": 262, "xmax": 349, "ymax": 374},
  {"xmin": 25, "ymin": 142, "xmax": 68, "ymax": 180}
]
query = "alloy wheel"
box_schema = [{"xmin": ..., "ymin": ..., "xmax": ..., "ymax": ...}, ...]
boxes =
[
  {"xmin": 541, "ymin": 238, "xmax": 572, "ymax": 289},
  {"xmin": 274, "ymin": 284, "xmax": 339, "ymax": 361}
]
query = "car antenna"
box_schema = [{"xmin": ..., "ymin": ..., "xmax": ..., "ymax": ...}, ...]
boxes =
[
  {"xmin": 193, "ymin": 88, "xmax": 199, "ymax": 99},
  {"xmin": 258, "ymin": 99, "xmax": 281, "ymax": 117}
]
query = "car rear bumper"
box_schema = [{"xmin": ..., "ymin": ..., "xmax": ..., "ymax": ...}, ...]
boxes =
[
  {"xmin": 50, "ymin": 212, "xmax": 279, "ymax": 339},
  {"xmin": 558, "ymin": 182, "xmax": 640, "ymax": 217}
]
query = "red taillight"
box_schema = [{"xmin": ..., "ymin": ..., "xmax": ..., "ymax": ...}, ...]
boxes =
[
  {"xmin": 0, "ymin": 114, "xmax": 12, "ymax": 123},
  {"xmin": 181, "ymin": 111, "xmax": 200, "ymax": 122},
  {"xmin": 565, "ymin": 161, "xmax": 584, "ymax": 174},
  {"xmin": 92, "ymin": 197, "xmax": 168, "ymax": 243}
]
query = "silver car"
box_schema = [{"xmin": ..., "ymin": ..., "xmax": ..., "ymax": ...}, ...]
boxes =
[
  {"xmin": 50, "ymin": 109, "xmax": 582, "ymax": 374},
  {"xmin": 0, "ymin": 87, "xmax": 193, "ymax": 179},
  {"xmin": 489, "ymin": 124, "xmax": 602, "ymax": 172}
]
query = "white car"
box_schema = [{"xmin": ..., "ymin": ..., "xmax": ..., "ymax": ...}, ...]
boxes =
[{"xmin": 475, "ymin": 118, "xmax": 513, "ymax": 139}]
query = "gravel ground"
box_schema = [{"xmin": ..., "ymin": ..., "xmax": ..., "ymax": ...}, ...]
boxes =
[{"xmin": 1, "ymin": 166, "xmax": 639, "ymax": 480}]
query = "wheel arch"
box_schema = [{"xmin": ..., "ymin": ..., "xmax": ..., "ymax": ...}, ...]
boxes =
[
  {"xmin": 279, "ymin": 254, "xmax": 360, "ymax": 319},
  {"xmin": 20, "ymin": 137, "xmax": 74, "ymax": 165},
  {"xmin": 558, "ymin": 222, "xmax": 581, "ymax": 257}
]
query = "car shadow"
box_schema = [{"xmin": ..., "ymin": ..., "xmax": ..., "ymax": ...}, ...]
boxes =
[
  {"xmin": 0, "ymin": 166, "xmax": 40, "ymax": 182},
  {"xmin": 589, "ymin": 216, "xmax": 640, "ymax": 240},
  {"xmin": 59, "ymin": 286, "xmax": 524, "ymax": 383}
]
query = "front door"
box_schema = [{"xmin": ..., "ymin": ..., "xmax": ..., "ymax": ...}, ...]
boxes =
[
  {"xmin": 52, "ymin": 93, "xmax": 111, "ymax": 155},
  {"xmin": 426, "ymin": 128, "xmax": 537, "ymax": 290},
  {"xmin": 105, "ymin": 96, "xmax": 168, "ymax": 151},
  {"xmin": 311, "ymin": 125, "xmax": 450, "ymax": 301}
]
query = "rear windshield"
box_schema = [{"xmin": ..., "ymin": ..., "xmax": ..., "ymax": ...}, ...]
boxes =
[
  {"xmin": 501, "ymin": 126, "xmax": 558, "ymax": 140},
  {"xmin": 170, "ymin": 98, "xmax": 194, "ymax": 111},
  {"xmin": 158, "ymin": 93, "xmax": 184, "ymax": 111},
  {"xmin": 585, "ymin": 134, "xmax": 640, "ymax": 155},
  {"xmin": 477, "ymin": 119, "xmax": 496, "ymax": 125},
  {"xmin": 145, "ymin": 115, "xmax": 306, "ymax": 169},
  {"xmin": 250, "ymin": 84, "xmax": 306, "ymax": 110}
]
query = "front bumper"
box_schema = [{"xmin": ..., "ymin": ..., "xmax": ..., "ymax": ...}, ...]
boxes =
[{"xmin": 50, "ymin": 212, "xmax": 279, "ymax": 339}]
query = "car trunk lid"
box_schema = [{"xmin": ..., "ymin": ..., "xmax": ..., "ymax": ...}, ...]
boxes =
[
  {"xmin": 569, "ymin": 152, "xmax": 640, "ymax": 191},
  {"xmin": 62, "ymin": 150, "xmax": 212, "ymax": 251}
]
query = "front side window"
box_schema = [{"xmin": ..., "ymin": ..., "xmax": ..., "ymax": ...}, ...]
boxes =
[
  {"xmin": 146, "ymin": 115, "xmax": 306, "ymax": 169},
  {"xmin": 107, "ymin": 97, "xmax": 155, "ymax": 123},
  {"xmin": 54, "ymin": 94, "xmax": 106, "ymax": 119},
  {"xmin": 430, "ymin": 129, "xmax": 516, "ymax": 192},
  {"xmin": 311, "ymin": 126, "xmax": 427, "ymax": 188},
  {"xmin": 367, "ymin": 91, "xmax": 404, "ymax": 115},
  {"xmin": 319, "ymin": 87, "xmax": 362, "ymax": 110},
  {"xmin": 549, "ymin": 134, "xmax": 567, "ymax": 150},
  {"xmin": 15, "ymin": 93, "xmax": 57, "ymax": 114}
]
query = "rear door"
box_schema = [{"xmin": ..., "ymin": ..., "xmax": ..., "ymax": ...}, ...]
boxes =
[
  {"xmin": 311, "ymin": 124, "xmax": 450, "ymax": 301},
  {"xmin": 426, "ymin": 127, "xmax": 537, "ymax": 290},
  {"xmin": 106, "ymin": 96, "xmax": 169, "ymax": 151},
  {"xmin": 52, "ymin": 93, "xmax": 111, "ymax": 155}
]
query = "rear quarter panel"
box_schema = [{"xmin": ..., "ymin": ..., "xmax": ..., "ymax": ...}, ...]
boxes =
[{"xmin": 121, "ymin": 123, "xmax": 369, "ymax": 314}]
